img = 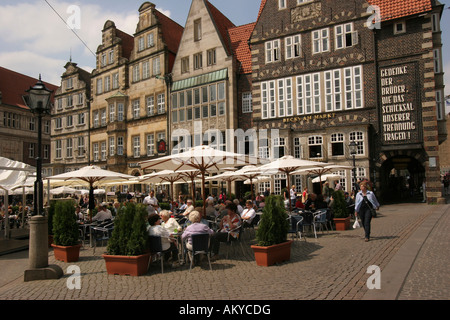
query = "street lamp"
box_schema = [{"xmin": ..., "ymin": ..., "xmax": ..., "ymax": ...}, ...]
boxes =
[
  {"xmin": 23, "ymin": 75, "xmax": 53, "ymax": 216},
  {"xmin": 349, "ymin": 140, "xmax": 357, "ymax": 194}
]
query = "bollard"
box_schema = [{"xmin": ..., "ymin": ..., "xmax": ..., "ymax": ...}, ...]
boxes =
[{"xmin": 24, "ymin": 215, "xmax": 63, "ymax": 282}]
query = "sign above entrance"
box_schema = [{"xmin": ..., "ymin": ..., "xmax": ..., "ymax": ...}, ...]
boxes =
[{"xmin": 379, "ymin": 62, "xmax": 421, "ymax": 145}]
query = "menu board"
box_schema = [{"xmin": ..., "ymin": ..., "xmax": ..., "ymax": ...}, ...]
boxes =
[{"xmin": 380, "ymin": 63, "xmax": 420, "ymax": 145}]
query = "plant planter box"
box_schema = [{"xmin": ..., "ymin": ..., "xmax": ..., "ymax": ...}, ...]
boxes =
[
  {"xmin": 51, "ymin": 244, "xmax": 82, "ymax": 263},
  {"xmin": 251, "ymin": 240, "xmax": 293, "ymax": 267},
  {"xmin": 102, "ymin": 253, "xmax": 150, "ymax": 276},
  {"xmin": 334, "ymin": 217, "xmax": 351, "ymax": 231}
]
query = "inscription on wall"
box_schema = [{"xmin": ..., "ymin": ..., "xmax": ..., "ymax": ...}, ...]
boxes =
[
  {"xmin": 380, "ymin": 63, "xmax": 420, "ymax": 145},
  {"xmin": 291, "ymin": 3, "xmax": 322, "ymax": 23}
]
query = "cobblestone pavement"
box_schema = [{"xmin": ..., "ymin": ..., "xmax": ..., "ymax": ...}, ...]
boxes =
[{"xmin": 0, "ymin": 202, "xmax": 448, "ymax": 301}]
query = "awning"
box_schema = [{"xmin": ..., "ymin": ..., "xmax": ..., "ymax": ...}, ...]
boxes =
[{"xmin": 172, "ymin": 68, "xmax": 228, "ymax": 92}]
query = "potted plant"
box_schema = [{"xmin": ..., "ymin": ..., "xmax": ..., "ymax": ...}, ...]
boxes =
[
  {"xmin": 51, "ymin": 200, "xmax": 82, "ymax": 262},
  {"xmin": 331, "ymin": 190, "xmax": 351, "ymax": 231},
  {"xmin": 102, "ymin": 202, "xmax": 150, "ymax": 276},
  {"xmin": 250, "ymin": 195, "xmax": 292, "ymax": 266}
]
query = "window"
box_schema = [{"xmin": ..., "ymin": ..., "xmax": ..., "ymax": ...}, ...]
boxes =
[
  {"xmin": 109, "ymin": 104, "xmax": 115, "ymax": 122},
  {"xmin": 265, "ymin": 40, "xmax": 280, "ymax": 63},
  {"xmin": 147, "ymin": 134, "xmax": 155, "ymax": 156},
  {"xmin": 194, "ymin": 19, "xmax": 202, "ymax": 41},
  {"xmin": 143, "ymin": 60, "xmax": 150, "ymax": 79},
  {"xmin": 147, "ymin": 33, "xmax": 154, "ymax": 47},
  {"xmin": 55, "ymin": 117, "xmax": 62, "ymax": 129},
  {"xmin": 349, "ymin": 132, "xmax": 364, "ymax": 155},
  {"xmin": 187, "ymin": 108, "xmax": 193, "ymax": 121},
  {"xmin": 44, "ymin": 145, "xmax": 50, "ymax": 159},
  {"xmin": 308, "ymin": 136, "xmax": 323, "ymax": 158},
  {"xmin": 273, "ymin": 137, "xmax": 285, "ymax": 159},
  {"xmin": 331, "ymin": 133, "xmax": 344, "ymax": 156},
  {"xmin": 181, "ymin": 57, "xmax": 190, "ymax": 73},
  {"xmin": 101, "ymin": 53, "xmax": 107, "ymax": 67},
  {"xmin": 78, "ymin": 112, "xmax": 85, "ymax": 126},
  {"xmin": 109, "ymin": 137, "xmax": 115, "ymax": 156},
  {"xmin": 153, "ymin": 57, "xmax": 161, "ymax": 75},
  {"xmin": 394, "ymin": 21, "xmax": 406, "ymax": 35},
  {"xmin": 56, "ymin": 140, "xmax": 62, "ymax": 159},
  {"xmin": 279, "ymin": 0, "xmax": 287, "ymax": 9},
  {"xmin": 194, "ymin": 107, "xmax": 201, "ymax": 120},
  {"xmin": 101, "ymin": 109, "xmax": 106, "ymax": 126},
  {"xmin": 112, "ymin": 73, "xmax": 119, "ymax": 89},
  {"xmin": 194, "ymin": 53, "xmax": 203, "ymax": 70},
  {"xmin": 117, "ymin": 137, "xmax": 124, "ymax": 155},
  {"xmin": 278, "ymin": 78, "xmax": 293, "ymax": 117},
  {"xmin": 133, "ymin": 99, "xmax": 140, "ymax": 119},
  {"xmin": 179, "ymin": 109, "xmax": 185, "ymax": 122},
  {"xmin": 259, "ymin": 138, "xmax": 270, "ymax": 159},
  {"xmin": 344, "ymin": 66, "xmax": 363, "ymax": 109},
  {"xmin": 172, "ymin": 110, "xmax": 178, "ymax": 123},
  {"xmin": 67, "ymin": 95, "xmax": 73, "ymax": 108},
  {"xmin": 93, "ymin": 142, "xmax": 99, "ymax": 162},
  {"xmin": 96, "ymin": 78, "xmax": 103, "ymax": 94},
  {"xmin": 138, "ymin": 37, "xmax": 145, "ymax": 51},
  {"xmin": 66, "ymin": 77, "xmax": 73, "ymax": 89},
  {"xmin": 157, "ymin": 94, "xmax": 165, "ymax": 114},
  {"xmin": 335, "ymin": 23, "xmax": 358, "ymax": 49},
  {"xmin": 242, "ymin": 92, "xmax": 252, "ymax": 113},
  {"xmin": 436, "ymin": 90, "xmax": 444, "ymax": 120},
  {"xmin": 202, "ymin": 105, "xmax": 208, "ymax": 118},
  {"xmin": 101, "ymin": 142, "xmax": 106, "ymax": 161},
  {"xmin": 133, "ymin": 136, "xmax": 140, "ymax": 158},
  {"xmin": 109, "ymin": 50, "xmax": 114, "ymax": 64},
  {"xmin": 105, "ymin": 76, "xmax": 111, "ymax": 92},
  {"xmin": 29, "ymin": 143, "xmax": 35, "ymax": 158},
  {"xmin": 147, "ymin": 96, "xmax": 155, "ymax": 116},
  {"xmin": 325, "ymin": 69, "xmax": 342, "ymax": 112},
  {"xmin": 67, "ymin": 115, "xmax": 73, "ymax": 127},
  {"xmin": 66, "ymin": 139, "xmax": 73, "ymax": 158},
  {"xmin": 297, "ymin": 0, "xmax": 313, "ymax": 3},
  {"xmin": 432, "ymin": 13, "xmax": 440, "ymax": 32},
  {"xmin": 78, "ymin": 93, "xmax": 83, "ymax": 105},
  {"xmin": 285, "ymin": 35, "xmax": 301, "ymax": 59},
  {"xmin": 294, "ymin": 137, "xmax": 301, "ymax": 159},
  {"xmin": 261, "ymin": 80, "xmax": 276, "ymax": 119},
  {"xmin": 78, "ymin": 137, "xmax": 84, "ymax": 156},
  {"xmin": 433, "ymin": 49, "xmax": 442, "ymax": 73},
  {"xmin": 44, "ymin": 120, "xmax": 50, "ymax": 134},
  {"xmin": 133, "ymin": 65, "xmax": 140, "ymax": 82},
  {"xmin": 29, "ymin": 117, "xmax": 35, "ymax": 131},
  {"xmin": 57, "ymin": 98, "xmax": 63, "ymax": 110},
  {"xmin": 117, "ymin": 103, "xmax": 124, "ymax": 121},
  {"xmin": 312, "ymin": 28, "xmax": 329, "ymax": 53},
  {"xmin": 207, "ymin": 49, "xmax": 216, "ymax": 66}
]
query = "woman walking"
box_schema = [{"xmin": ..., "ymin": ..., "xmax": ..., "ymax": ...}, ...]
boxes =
[{"xmin": 355, "ymin": 181, "xmax": 380, "ymax": 242}]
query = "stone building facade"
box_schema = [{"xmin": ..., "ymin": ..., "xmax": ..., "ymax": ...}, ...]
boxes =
[
  {"xmin": 249, "ymin": 0, "xmax": 446, "ymax": 202},
  {"xmin": 51, "ymin": 62, "xmax": 91, "ymax": 175}
]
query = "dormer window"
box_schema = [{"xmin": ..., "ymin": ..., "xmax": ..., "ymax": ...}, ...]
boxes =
[{"xmin": 394, "ymin": 21, "xmax": 406, "ymax": 35}]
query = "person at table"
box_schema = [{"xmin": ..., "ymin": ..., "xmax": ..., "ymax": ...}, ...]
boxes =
[
  {"xmin": 147, "ymin": 213, "xmax": 179, "ymax": 267},
  {"xmin": 75, "ymin": 206, "xmax": 84, "ymax": 221},
  {"xmin": 303, "ymin": 193, "xmax": 316, "ymax": 211},
  {"xmin": 240, "ymin": 200, "xmax": 256, "ymax": 227},
  {"xmin": 210, "ymin": 202, "xmax": 241, "ymax": 260},
  {"xmin": 314, "ymin": 194, "xmax": 328, "ymax": 209},
  {"xmin": 91, "ymin": 203, "xmax": 113, "ymax": 222},
  {"xmin": 181, "ymin": 199, "xmax": 195, "ymax": 217},
  {"xmin": 160, "ymin": 210, "xmax": 181, "ymax": 232},
  {"xmin": 205, "ymin": 199, "xmax": 218, "ymax": 220},
  {"xmin": 182, "ymin": 210, "xmax": 214, "ymax": 252}
]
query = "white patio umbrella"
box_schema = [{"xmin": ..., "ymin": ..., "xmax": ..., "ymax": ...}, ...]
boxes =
[
  {"xmin": 139, "ymin": 170, "xmax": 188, "ymax": 203},
  {"xmin": 292, "ymin": 164, "xmax": 353, "ymax": 191},
  {"xmin": 47, "ymin": 165, "xmax": 134, "ymax": 211},
  {"xmin": 49, "ymin": 186, "xmax": 80, "ymax": 195},
  {"xmin": 311, "ymin": 173, "xmax": 343, "ymax": 183},
  {"xmin": 246, "ymin": 156, "xmax": 328, "ymax": 212},
  {"xmin": 139, "ymin": 146, "xmax": 260, "ymax": 214}
]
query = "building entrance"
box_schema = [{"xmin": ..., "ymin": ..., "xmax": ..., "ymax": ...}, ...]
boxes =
[{"xmin": 379, "ymin": 155, "xmax": 425, "ymax": 203}]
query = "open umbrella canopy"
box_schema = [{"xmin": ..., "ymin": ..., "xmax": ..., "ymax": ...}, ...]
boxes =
[
  {"xmin": 311, "ymin": 173, "xmax": 344, "ymax": 183},
  {"xmin": 49, "ymin": 186, "xmax": 80, "ymax": 195}
]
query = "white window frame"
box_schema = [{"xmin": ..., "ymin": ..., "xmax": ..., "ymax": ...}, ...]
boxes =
[
  {"xmin": 349, "ymin": 131, "xmax": 365, "ymax": 156},
  {"xmin": 117, "ymin": 137, "xmax": 124, "ymax": 156},
  {"xmin": 279, "ymin": 0, "xmax": 287, "ymax": 9},
  {"xmin": 157, "ymin": 94, "xmax": 165, "ymax": 114},
  {"xmin": 93, "ymin": 142, "xmax": 99, "ymax": 162},
  {"xmin": 308, "ymin": 135, "xmax": 323, "ymax": 159},
  {"xmin": 147, "ymin": 96, "xmax": 155, "ymax": 116},
  {"xmin": 433, "ymin": 49, "xmax": 442, "ymax": 74},
  {"xmin": 294, "ymin": 137, "xmax": 301, "ymax": 159},
  {"xmin": 344, "ymin": 66, "xmax": 363, "ymax": 109},
  {"xmin": 77, "ymin": 137, "xmax": 84, "ymax": 156},
  {"xmin": 153, "ymin": 57, "xmax": 161, "ymax": 75},
  {"xmin": 132, "ymin": 99, "xmax": 140, "ymax": 119},
  {"xmin": 242, "ymin": 92, "xmax": 253, "ymax": 113},
  {"xmin": 142, "ymin": 60, "xmax": 150, "ymax": 79},
  {"xmin": 109, "ymin": 104, "xmax": 115, "ymax": 123},
  {"xmin": 265, "ymin": 39, "xmax": 280, "ymax": 63},
  {"xmin": 109, "ymin": 137, "xmax": 115, "ymax": 156},
  {"xmin": 325, "ymin": 69, "xmax": 342, "ymax": 112},
  {"xmin": 56, "ymin": 140, "xmax": 62, "ymax": 159},
  {"xmin": 330, "ymin": 133, "xmax": 345, "ymax": 157},
  {"xmin": 147, "ymin": 134, "xmax": 155, "ymax": 156},
  {"xmin": 117, "ymin": 103, "xmax": 124, "ymax": 121},
  {"xmin": 335, "ymin": 23, "xmax": 358, "ymax": 49},
  {"xmin": 436, "ymin": 90, "xmax": 444, "ymax": 120},
  {"xmin": 101, "ymin": 141, "xmax": 106, "ymax": 161},
  {"xmin": 285, "ymin": 35, "xmax": 301, "ymax": 59},
  {"xmin": 312, "ymin": 28, "xmax": 330, "ymax": 54},
  {"xmin": 133, "ymin": 136, "xmax": 140, "ymax": 158}
]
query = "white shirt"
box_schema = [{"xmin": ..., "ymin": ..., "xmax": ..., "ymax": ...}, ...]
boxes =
[
  {"xmin": 162, "ymin": 217, "xmax": 181, "ymax": 232},
  {"xmin": 143, "ymin": 196, "xmax": 158, "ymax": 214},
  {"xmin": 92, "ymin": 209, "xmax": 112, "ymax": 222},
  {"xmin": 241, "ymin": 207, "xmax": 256, "ymax": 223},
  {"xmin": 290, "ymin": 188, "xmax": 296, "ymax": 200},
  {"xmin": 148, "ymin": 225, "xmax": 171, "ymax": 251}
]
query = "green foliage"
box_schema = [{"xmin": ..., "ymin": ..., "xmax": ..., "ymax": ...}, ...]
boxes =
[
  {"xmin": 52, "ymin": 200, "xmax": 79, "ymax": 246},
  {"xmin": 47, "ymin": 201, "xmax": 56, "ymax": 235},
  {"xmin": 195, "ymin": 200, "xmax": 204, "ymax": 208},
  {"xmin": 331, "ymin": 190, "xmax": 349, "ymax": 218},
  {"xmin": 159, "ymin": 202, "xmax": 171, "ymax": 210},
  {"xmin": 255, "ymin": 195, "xmax": 289, "ymax": 246},
  {"xmin": 106, "ymin": 202, "xmax": 148, "ymax": 256}
]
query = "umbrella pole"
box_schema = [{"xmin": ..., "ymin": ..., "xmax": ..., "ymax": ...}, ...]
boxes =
[
  {"xmin": 287, "ymin": 172, "xmax": 292, "ymax": 213},
  {"xmin": 202, "ymin": 173, "xmax": 207, "ymax": 218},
  {"xmin": 89, "ymin": 184, "xmax": 95, "ymax": 221}
]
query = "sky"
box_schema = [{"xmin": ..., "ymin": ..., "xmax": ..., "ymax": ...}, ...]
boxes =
[{"xmin": 1, "ymin": 0, "xmax": 449, "ymax": 109}]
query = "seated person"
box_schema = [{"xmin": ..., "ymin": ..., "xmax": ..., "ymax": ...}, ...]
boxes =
[
  {"xmin": 210, "ymin": 203, "xmax": 241, "ymax": 260},
  {"xmin": 303, "ymin": 193, "xmax": 317, "ymax": 211},
  {"xmin": 295, "ymin": 196, "xmax": 304, "ymax": 209},
  {"xmin": 233, "ymin": 199, "xmax": 244, "ymax": 215},
  {"xmin": 160, "ymin": 210, "xmax": 181, "ymax": 232},
  {"xmin": 181, "ymin": 199, "xmax": 195, "ymax": 217},
  {"xmin": 181, "ymin": 211, "xmax": 214, "ymax": 253},
  {"xmin": 314, "ymin": 194, "xmax": 328, "ymax": 209},
  {"xmin": 177, "ymin": 199, "xmax": 187, "ymax": 214},
  {"xmin": 91, "ymin": 203, "xmax": 113, "ymax": 222},
  {"xmin": 205, "ymin": 199, "xmax": 218, "ymax": 220},
  {"xmin": 240, "ymin": 200, "xmax": 256, "ymax": 227},
  {"xmin": 75, "ymin": 206, "xmax": 84, "ymax": 221},
  {"xmin": 147, "ymin": 213, "xmax": 178, "ymax": 266}
]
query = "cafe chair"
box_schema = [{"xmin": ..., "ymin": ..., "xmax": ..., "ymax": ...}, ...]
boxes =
[
  {"xmin": 226, "ymin": 225, "xmax": 244, "ymax": 259},
  {"xmin": 148, "ymin": 235, "xmax": 164, "ymax": 274},
  {"xmin": 91, "ymin": 222, "xmax": 114, "ymax": 254},
  {"xmin": 287, "ymin": 215, "xmax": 304, "ymax": 240},
  {"xmin": 187, "ymin": 233, "xmax": 212, "ymax": 272},
  {"xmin": 301, "ymin": 211, "xmax": 317, "ymax": 239},
  {"xmin": 313, "ymin": 210, "xmax": 329, "ymax": 234}
]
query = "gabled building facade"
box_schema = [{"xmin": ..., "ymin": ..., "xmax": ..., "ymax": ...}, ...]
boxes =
[
  {"xmin": 249, "ymin": 0, "xmax": 446, "ymax": 202},
  {"xmin": 51, "ymin": 61, "xmax": 91, "ymax": 175},
  {"xmin": 89, "ymin": 2, "xmax": 183, "ymax": 186}
]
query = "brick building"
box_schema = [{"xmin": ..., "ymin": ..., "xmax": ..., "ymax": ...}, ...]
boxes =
[
  {"xmin": 249, "ymin": 0, "xmax": 446, "ymax": 203},
  {"xmin": 0, "ymin": 67, "xmax": 58, "ymax": 170}
]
